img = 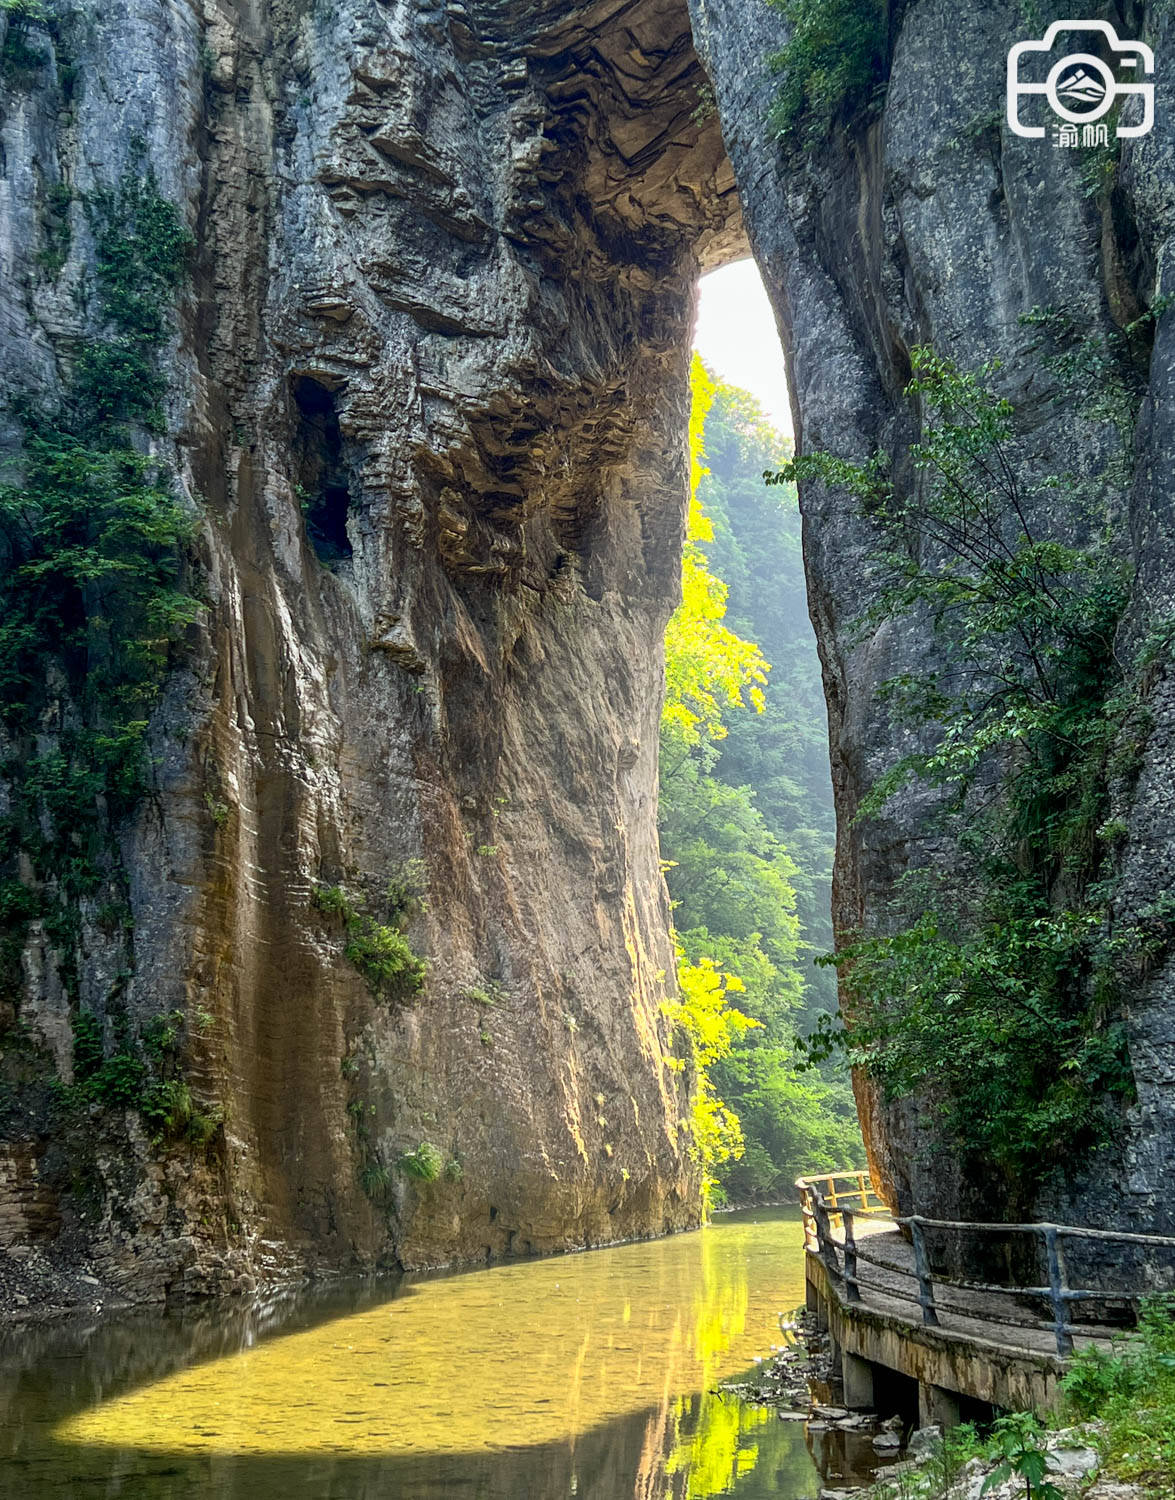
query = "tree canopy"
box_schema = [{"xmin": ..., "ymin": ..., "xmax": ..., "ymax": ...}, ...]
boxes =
[{"xmin": 660, "ymin": 358, "xmax": 863, "ymax": 1206}]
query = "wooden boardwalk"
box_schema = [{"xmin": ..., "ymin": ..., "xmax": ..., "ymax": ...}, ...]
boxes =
[
  {"xmin": 795, "ymin": 1172, "xmax": 1175, "ymax": 1420},
  {"xmin": 821, "ymin": 1223, "xmax": 1113, "ymax": 1362}
]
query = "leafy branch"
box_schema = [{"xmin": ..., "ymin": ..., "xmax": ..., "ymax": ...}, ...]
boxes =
[{"xmin": 772, "ymin": 346, "xmax": 1150, "ymax": 1189}]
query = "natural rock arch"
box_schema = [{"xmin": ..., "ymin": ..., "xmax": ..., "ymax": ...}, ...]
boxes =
[
  {"xmin": 0, "ymin": 0, "xmax": 756, "ymax": 1291},
  {"xmin": 5, "ymin": 0, "xmax": 1175, "ymax": 1297}
]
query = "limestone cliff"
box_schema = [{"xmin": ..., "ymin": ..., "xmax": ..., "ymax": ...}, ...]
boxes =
[
  {"xmin": 7, "ymin": 0, "xmax": 1172, "ymax": 1310},
  {"xmin": 692, "ymin": 0, "xmax": 1175, "ymax": 1232},
  {"xmin": 0, "ymin": 0, "xmax": 743, "ymax": 1306}
]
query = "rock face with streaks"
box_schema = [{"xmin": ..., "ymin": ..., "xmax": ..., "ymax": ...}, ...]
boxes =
[
  {"xmin": 7, "ymin": 0, "xmax": 1175, "ymax": 1310},
  {"xmin": 0, "ymin": 0, "xmax": 744, "ymax": 1305},
  {"xmin": 692, "ymin": 0, "xmax": 1175, "ymax": 1232}
]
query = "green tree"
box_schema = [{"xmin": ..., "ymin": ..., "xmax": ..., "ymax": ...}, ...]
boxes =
[
  {"xmin": 698, "ymin": 380, "xmax": 838, "ymax": 1016},
  {"xmin": 660, "ymin": 359, "xmax": 863, "ymax": 1205},
  {"xmin": 775, "ymin": 346, "xmax": 1148, "ymax": 1193}
]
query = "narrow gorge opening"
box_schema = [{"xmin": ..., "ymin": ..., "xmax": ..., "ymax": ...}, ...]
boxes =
[
  {"xmin": 5, "ymin": 0, "xmax": 1174, "ymax": 1489},
  {"xmin": 657, "ymin": 253, "xmax": 864, "ymax": 1210}
]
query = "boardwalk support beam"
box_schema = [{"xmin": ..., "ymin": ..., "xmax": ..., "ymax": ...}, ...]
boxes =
[
  {"xmin": 919, "ymin": 1381, "xmax": 961, "ymax": 1429},
  {"xmin": 843, "ymin": 1351, "xmax": 875, "ymax": 1409}
]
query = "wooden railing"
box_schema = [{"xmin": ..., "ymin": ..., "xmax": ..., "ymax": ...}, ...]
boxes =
[
  {"xmin": 797, "ymin": 1170, "xmax": 889, "ymax": 1248},
  {"xmin": 796, "ymin": 1171, "xmax": 1175, "ymax": 1358}
]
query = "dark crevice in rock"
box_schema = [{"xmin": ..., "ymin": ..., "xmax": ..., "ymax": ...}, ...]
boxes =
[{"xmin": 292, "ymin": 376, "xmax": 356, "ymax": 567}]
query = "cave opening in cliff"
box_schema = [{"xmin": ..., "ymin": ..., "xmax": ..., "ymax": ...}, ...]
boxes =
[{"xmin": 292, "ymin": 375, "xmax": 354, "ymax": 566}]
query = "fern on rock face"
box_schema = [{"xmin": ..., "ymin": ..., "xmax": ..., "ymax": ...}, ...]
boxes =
[{"xmin": 398, "ymin": 1142, "xmax": 444, "ymax": 1181}]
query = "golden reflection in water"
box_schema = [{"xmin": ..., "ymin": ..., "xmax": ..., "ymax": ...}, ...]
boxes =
[
  {"xmin": 667, "ymin": 1392, "xmax": 773, "ymax": 1499},
  {"xmin": 56, "ymin": 1211, "xmax": 808, "ymax": 1469}
]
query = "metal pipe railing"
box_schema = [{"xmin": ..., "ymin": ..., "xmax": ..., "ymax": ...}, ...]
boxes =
[{"xmin": 795, "ymin": 1171, "xmax": 1175, "ymax": 1357}]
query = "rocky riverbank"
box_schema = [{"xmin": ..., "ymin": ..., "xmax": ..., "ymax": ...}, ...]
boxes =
[
  {"xmin": 844, "ymin": 1424, "xmax": 1146, "ymax": 1500},
  {"xmin": 717, "ymin": 1310, "xmax": 909, "ymax": 1490},
  {"xmin": 721, "ymin": 1314, "xmax": 1151, "ymax": 1500}
]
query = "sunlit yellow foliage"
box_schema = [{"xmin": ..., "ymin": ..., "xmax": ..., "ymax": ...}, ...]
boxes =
[
  {"xmin": 665, "ymin": 953, "xmax": 761, "ymax": 1206},
  {"xmin": 663, "ymin": 357, "xmax": 768, "ymax": 751},
  {"xmin": 671, "ymin": 957, "xmax": 755, "ymax": 1070},
  {"xmin": 661, "ymin": 358, "xmax": 778, "ymax": 1212}
]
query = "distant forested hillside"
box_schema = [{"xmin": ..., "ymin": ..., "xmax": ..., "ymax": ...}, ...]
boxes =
[{"xmin": 660, "ymin": 361, "xmax": 863, "ymax": 1204}]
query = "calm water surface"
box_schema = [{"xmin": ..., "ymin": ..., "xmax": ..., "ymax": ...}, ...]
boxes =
[{"xmin": 1, "ymin": 1207, "xmax": 825, "ymax": 1499}]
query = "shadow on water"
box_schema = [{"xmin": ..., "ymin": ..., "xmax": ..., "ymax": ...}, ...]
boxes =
[
  {"xmin": 5, "ymin": 1401, "xmax": 819, "ymax": 1500},
  {"xmin": 0, "ymin": 1209, "xmax": 825, "ymax": 1499}
]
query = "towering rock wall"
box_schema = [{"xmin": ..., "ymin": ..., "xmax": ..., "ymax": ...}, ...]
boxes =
[
  {"xmin": 8, "ymin": 0, "xmax": 1171, "ymax": 1307},
  {"xmin": 0, "ymin": 0, "xmax": 743, "ymax": 1306},
  {"xmin": 692, "ymin": 0, "xmax": 1175, "ymax": 1230}
]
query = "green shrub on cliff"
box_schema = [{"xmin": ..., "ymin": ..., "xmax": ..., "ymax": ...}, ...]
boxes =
[
  {"xmin": 768, "ymin": 0, "xmax": 887, "ymax": 146},
  {"xmin": 89, "ymin": 171, "xmax": 194, "ymax": 340},
  {"xmin": 399, "ymin": 1142, "xmax": 444, "ymax": 1181},
  {"xmin": 0, "ymin": 0, "xmax": 50, "ymax": 84},
  {"xmin": 0, "ymin": 0, "xmax": 50, "ymax": 23},
  {"xmin": 311, "ymin": 882, "xmax": 427, "ymax": 998},
  {"xmin": 0, "ymin": 166, "xmax": 214, "ymax": 1152},
  {"xmin": 345, "ymin": 917, "xmax": 425, "ymax": 995},
  {"xmin": 68, "ymin": 1008, "xmax": 220, "ymax": 1146},
  {"xmin": 0, "ymin": 167, "xmax": 198, "ymax": 983},
  {"xmin": 359, "ymin": 1160, "xmax": 392, "ymax": 1199},
  {"xmin": 774, "ymin": 347, "xmax": 1146, "ymax": 1191}
]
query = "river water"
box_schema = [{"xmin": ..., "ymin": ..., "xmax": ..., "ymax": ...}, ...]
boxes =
[{"xmin": 1, "ymin": 1206, "xmax": 835, "ymax": 1499}]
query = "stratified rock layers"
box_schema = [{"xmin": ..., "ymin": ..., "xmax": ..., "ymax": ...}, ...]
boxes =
[{"xmin": 0, "ymin": 0, "xmax": 742, "ymax": 1298}]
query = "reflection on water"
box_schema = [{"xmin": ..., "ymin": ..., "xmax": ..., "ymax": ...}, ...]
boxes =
[{"xmin": 1, "ymin": 1208, "xmax": 823, "ymax": 1499}]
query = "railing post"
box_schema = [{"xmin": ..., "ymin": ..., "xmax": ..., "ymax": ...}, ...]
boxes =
[
  {"xmin": 1043, "ymin": 1225, "xmax": 1073, "ymax": 1357},
  {"xmin": 813, "ymin": 1192, "xmax": 838, "ymax": 1277},
  {"xmin": 795, "ymin": 1172, "xmax": 1175, "ymax": 1355},
  {"xmin": 800, "ymin": 1184, "xmax": 817, "ymax": 1251},
  {"xmin": 908, "ymin": 1216, "xmax": 940, "ymax": 1327},
  {"xmin": 843, "ymin": 1206, "xmax": 861, "ymax": 1303}
]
